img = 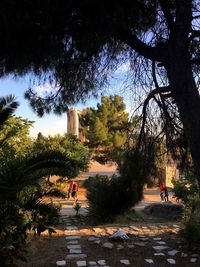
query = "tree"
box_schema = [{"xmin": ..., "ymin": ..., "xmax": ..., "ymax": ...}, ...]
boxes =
[
  {"xmin": 0, "ymin": 1, "xmax": 200, "ymax": 186},
  {"xmin": 80, "ymin": 95, "xmax": 129, "ymax": 164},
  {"xmin": 0, "ymin": 96, "xmax": 85, "ymax": 266},
  {"xmin": 0, "ymin": 149, "xmax": 77, "ymax": 266},
  {"xmin": 0, "ymin": 116, "xmax": 33, "ymax": 163},
  {"xmin": 32, "ymin": 133, "xmax": 90, "ymax": 177}
]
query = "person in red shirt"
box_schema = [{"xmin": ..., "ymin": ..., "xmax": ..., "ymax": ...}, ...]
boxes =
[
  {"xmin": 71, "ymin": 182, "xmax": 78, "ymax": 202},
  {"xmin": 67, "ymin": 180, "xmax": 73, "ymax": 199},
  {"xmin": 159, "ymin": 182, "xmax": 164, "ymax": 201}
]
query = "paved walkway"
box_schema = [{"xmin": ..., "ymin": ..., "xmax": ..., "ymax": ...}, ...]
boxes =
[
  {"xmin": 54, "ymin": 187, "xmax": 200, "ymax": 267},
  {"xmin": 60, "ymin": 188, "xmax": 175, "ymax": 217}
]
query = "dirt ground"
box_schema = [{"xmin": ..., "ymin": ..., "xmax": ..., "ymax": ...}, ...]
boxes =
[{"xmin": 15, "ymin": 188, "xmax": 200, "ymax": 267}]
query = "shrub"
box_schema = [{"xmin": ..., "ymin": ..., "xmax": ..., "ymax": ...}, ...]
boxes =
[
  {"xmin": 73, "ymin": 202, "xmax": 81, "ymax": 215},
  {"xmin": 172, "ymin": 173, "xmax": 198, "ymax": 204},
  {"xmin": 84, "ymin": 149, "xmax": 155, "ymax": 223},
  {"xmin": 84, "ymin": 174, "xmax": 143, "ymax": 223},
  {"xmin": 31, "ymin": 202, "xmax": 60, "ymax": 236},
  {"xmin": 182, "ymin": 220, "xmax": 200, "ymax": 247},
  {"xmin": 181, "ymin": 196, "xmax": 200, "ymax": 247}
]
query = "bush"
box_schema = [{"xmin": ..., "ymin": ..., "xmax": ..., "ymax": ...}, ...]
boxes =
[
  {"xmin": 0, "ymin": 183, "xmax": 62, "ymax": 266},
  {"xmin": 84, "ymin": 150, "xmax": 153, "ymax": 223},
  {"xmin": 181, "ymin": 196, "xmax": 200, "ymax": 247},
  {"xmin": 182, "ymin": 220, "xmax": 200, "ymax": 247},
  {"xmin": 31, "ymin": 202, "xmax": 60, "ymax": 236},
  {"xmin": 84, "ymin": 174, "xmax": 143, "ymax": 223},
  {"xmin": 73, "ymin": 202, "xmax": 81, "ymax": 215},
  {"xmin": 172, "ymin": 172, "xmax": 198, "ymax": 204}
]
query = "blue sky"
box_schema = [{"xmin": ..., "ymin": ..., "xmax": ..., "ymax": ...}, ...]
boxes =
[{"xmin": 0, "ymin": 64, "xmax": 133, "ymax": 137}]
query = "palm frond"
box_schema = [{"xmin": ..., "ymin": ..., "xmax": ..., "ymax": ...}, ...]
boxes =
[
  {"xmin": 0, "ymin": 128, "xmax": 19, "ymax": 148},
  {"xmin": 42, "ymin": 188, "xmax": 66, "ymax": 198},
  {"xmin": 0, "ymin": 95, "xmax": 19, "ymax": 129},
  {"xmin": 24, "ymin": 151, "xmax": 78, "ymax": 174}
]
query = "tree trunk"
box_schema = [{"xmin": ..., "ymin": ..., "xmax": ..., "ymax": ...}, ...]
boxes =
[
  {"xmin": 166, "ymin": 45, "xmax": 200, "ymax": 188},
  {"xmin": 164, "ymin": 0, "xmax": 200, "ymax": 188},
  {"xmin": 171, "ymin": 72, "xmax": 200, "ymax": 189}
]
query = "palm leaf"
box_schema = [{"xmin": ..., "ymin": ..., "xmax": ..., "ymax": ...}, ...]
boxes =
[
  {"xmin": 0, "ymin": 95, "xmax": 19, "ymax": 129},
  {"xmin": 24, "ymin": 151, "xmax": 78, "ymax": 175}
]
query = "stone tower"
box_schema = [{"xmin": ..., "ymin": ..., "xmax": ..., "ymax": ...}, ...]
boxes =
[
  {"xmin": 67, "ymin": 107, "xmax": 86, "ymax": 141},
  {"xmin": 67, "ymin": 108, "xmax": 79, "ymax": 137}
]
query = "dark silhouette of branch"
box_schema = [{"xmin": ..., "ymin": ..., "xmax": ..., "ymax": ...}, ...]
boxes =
[
  {"xmin": 137, "ymin": 86, "xmax": 171, "ymax": 148},
  {"xmin": 189, "ymin": 30, "xmax": 200, "ymax": 40},
  {"xmin": 115, "ymin": 31, "xmax": 165, "ymax": 62},
  {"xmin": 159, "ymin": 0, "xmax": 174, "ymax": 31}
]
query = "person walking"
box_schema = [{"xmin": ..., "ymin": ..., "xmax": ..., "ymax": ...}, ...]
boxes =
[
  {"xmin": 71, "ymin": 182, "xmax": 78, "ymax": 203},
  {"xmin": 67, "ymin": 180, "xmax": 73, "ymax": 199},
  {"xmin": 159, "ymin": 182, "xmax": 164, "ymax": 202},
  {"xmin": 163, "ymin": 186, "xmax": 169, "ymax": 202}
]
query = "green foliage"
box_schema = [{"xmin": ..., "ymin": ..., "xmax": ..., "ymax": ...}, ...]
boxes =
[
  {"xmin": 0, "ymin": 96, "xmax": 86, "ymax": 266},
  {"xmin": 181, "ymin": 197, "xmax": 200, "ymax": 247},
  {"xmin": 73, "ymin": 202, "xmax": 81, "ymax": 215},
  {"xmin": 172, "ymin": 172, "xmax": 198, "ymax": 204},
  {"xmin": 31, "ymin": 202, "xmax": 60, "ymax": 236},
  {"xmin": 32, "ymin": 133, "xmax": 90, "ymax": 177},
  {"xmin": 0, "ymin": 115, "xmax": 33, "ymax": 163},
  {"xmin": 84, "ymin": 149, "xmax": 154, "ymax": 224},
  {"xmin": 80, "ymin": 95, "xmax": 131, "ymax": 164},
  {"xmin": 0, "ymin": 95, "xmax": 19, "ymax": 129},
  {"xmin": 90, "ymin": 117, "xmax": 108, "ymax": 145},
  {"xmin": 119, "ymin": 148, "xmax": 155, "ymax": 188},
  {"xmin": 173, "ymin": 173, "xmax": 200, "ymax": 247},
  {"xmin": 0, "ymin": 149, "xmax": 71, "ymax": 266},
  {"xmin": 84, "ymin": 173, "xmax": 142, "ymax": 224},
  {"xmin": 182, "ymin": 220, "xmax": 200, "ymax": 247}
]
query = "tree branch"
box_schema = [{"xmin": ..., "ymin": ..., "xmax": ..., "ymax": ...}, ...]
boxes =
[
  {"xmin": 189, "ymin": 30, "xmax": 200, "ymax": 40},
  {"xmin": 137, "ymin": 86, "xmax": 171, "ymax": 148},
  {"xmin": 159, "ymin": 0, "xmax": 174, "ymax": 31},
  {"xmin": 192, "ymin": 15, "xmax": 200, "ymax": 20},
  {"xmin": 191, "ymin": 58, "xmax": 200, "ymax": 65},
  {"xmin": 115, "ymin": 31, "xmax": 165, "ymax": 62}
]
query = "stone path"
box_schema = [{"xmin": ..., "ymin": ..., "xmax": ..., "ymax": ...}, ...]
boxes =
[
  {"xmin": 55, "ymin": 209, "xmax": 200, "ymax": 267},
  {"xmin": 54, "ymin": 189, "xmax": 199, "ymax": 267}
]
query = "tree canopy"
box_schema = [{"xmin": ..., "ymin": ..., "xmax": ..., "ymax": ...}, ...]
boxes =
[
  {"xmin": 0, "ymin": 115, "xmax": 33, "ymax": 162},
  {"xmin": 1, "ymin": 1, "xmax": 200, "ymax": 185},
  {"xmin": 32, "ymin": 132, "xmax": 90, "ymax": 177},
  {"xmin": 80, "ymin": 95, "xmax": 130, "ymax": 164}
]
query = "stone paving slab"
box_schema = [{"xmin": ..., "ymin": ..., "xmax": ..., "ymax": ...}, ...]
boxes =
[
  {"xmin": 88, "ymin": 236, "xmax": 101, "ymax": 242},
  {"xmin": 65, "ymin": 235, "xmax": 80, "ymax": 240},
  {"xmin": 168, "ymin": 249, "xmax": 179, "ymax": 256},
  {"xmin": 145, "ymin": 259, "xmax": 154, "ymax": 264},
  {"xmin": 76, "ymin": 260, "xmax": 87, "ymax": 266},
  {"xmin": 153, "ymin": 245, "xmax": 169, "ymax": 251},
  {"xmin": 190, "ymin": 258, "xmax": 198, "ymax": 263},
  {"xmin": 66, "ymin": 226, "xmax": 78, "ymax": 230},
  {"xmin": 88, "ymin": 261, "xmax": 97, "ymax": 265},
  {"xmin": 67, "ymin": 244, "xmax": 81, "ymax": 249},
  {"xmin": 102, "ymin": 242, "xmax": 114, "ymax": 249},
  {"xmin": 67, "ymin": 240, "xmax": 79, "ymax": 244},
  {"xmin": 69, "ymin": 249, "xmax": 82, "ymax": 254},
  {"xmin": 120, "ymin": 259, "xmax": 130, "ymax": 265},
  {"xmin": 66, "ymin": 254, "xmax": 87, "ymax": 260},
  {"xmin": 56, "ymin": 260, "xmax": 66, "ymax": 266},
  {"xmin": 97, "ymin": 259, "xmax": 106, "ymax": 265},
  {"xmin": 167, "ymin": 258, "xmax": 176, "ymax": 264},
  {"xmin": 154, "ymin": 253, "xmax": 165, "ymax": 256}
]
